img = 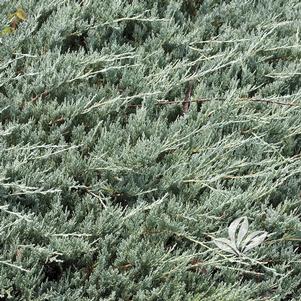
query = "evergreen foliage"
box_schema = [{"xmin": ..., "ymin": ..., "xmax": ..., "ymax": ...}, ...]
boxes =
[{"xmin": 1, "ymin": 0, "xmax": 301, "ymax": 299}]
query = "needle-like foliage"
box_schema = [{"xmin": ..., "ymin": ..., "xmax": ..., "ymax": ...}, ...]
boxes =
[{"xmin": 1, "ymin": 0, "xmax": 301, "ymax": 300}]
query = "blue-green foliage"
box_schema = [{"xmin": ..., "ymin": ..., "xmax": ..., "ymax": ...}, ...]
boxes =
[{"xmin": 1, "ymin": 0, "xmax": 301, "ymax": 300}]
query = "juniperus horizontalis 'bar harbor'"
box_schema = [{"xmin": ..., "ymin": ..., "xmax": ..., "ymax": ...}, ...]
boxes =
[{"xmin": 1, "ymin": 0, "xmax": 301, "ymax": 300}]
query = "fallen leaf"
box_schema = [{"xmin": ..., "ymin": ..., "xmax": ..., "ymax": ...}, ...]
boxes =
[
  {"xmin": 15, "ymin": 8, "xmax": 27, "ymax": 21},
  {"xmin": 243, "ymin": 232, "xmax": 268, "ymax": 253},
  {"xmin": 0, "ymin": 26, "xmax": 14, "ymax": 36},
  {"xmin": 1, "ymin": 8, "xmax": 27, "ymax": 36},
  {"xmin": 237, "ymin": 217, "xmax": 249, "ymax": 248},
  {"xmin": 212, "ymin": 237, "xmax": 239, "ymax": 255}
]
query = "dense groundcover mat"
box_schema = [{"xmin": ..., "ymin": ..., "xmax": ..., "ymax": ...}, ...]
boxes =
[{"xmin": 1, "ymin": 0, "xmax": 301, "ymax": 300}]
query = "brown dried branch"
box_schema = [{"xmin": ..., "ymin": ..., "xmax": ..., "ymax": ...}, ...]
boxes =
[
  {"xmin": 31, "ymin": 91, "xmax": 49, "ymax": 103},
  {"xmin": 182, "ymin": 82, "xmax": 193, "ymax": 113},
  {"xmin": 126, "ymin": 96, "xmax": 299, "ymax": 108}
]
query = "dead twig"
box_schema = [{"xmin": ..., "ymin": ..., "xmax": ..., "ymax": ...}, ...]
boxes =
[
  {"xmin": 31, "ymin": 90, "xmax": 49, "ymax": 103},
  {"xmin": 126, "ymin": 96, "xmax": 299, "ymax": 108},
  {"xmin": 182, "ymin": 82, "xmax": 193, "ymax": 113}
]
